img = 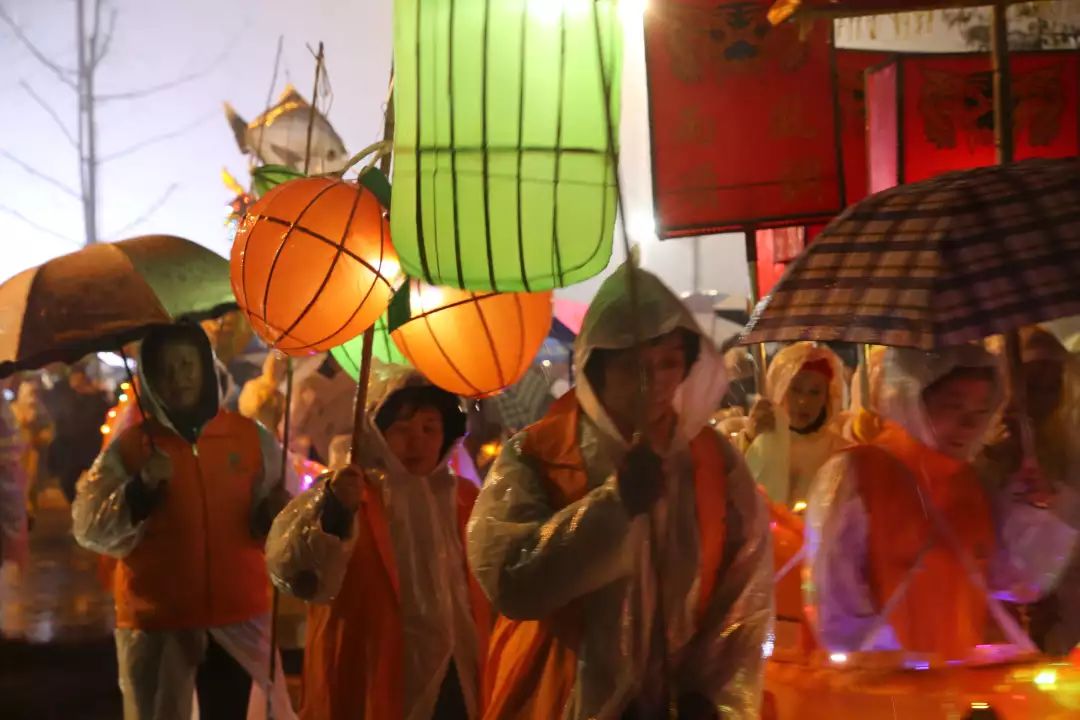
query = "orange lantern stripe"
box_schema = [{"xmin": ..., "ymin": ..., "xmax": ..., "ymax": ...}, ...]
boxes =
[
  {"xmin": 249, "ymin": 194, "xmax": 380, "ymax": 349},
  {"xmin": 259, "ymin": 182, "xmax": 361, "ymax": 343},
  {"xmin": 259, "ymin": 213, "xmax": 392, "ymax": 351},
  {"xmin": 238, "ymin": 210, "xmax": 394, "ymax": 353},
  {"xmin": 393, "ymin": 309, "xmax": 485, "ymax": 397}
]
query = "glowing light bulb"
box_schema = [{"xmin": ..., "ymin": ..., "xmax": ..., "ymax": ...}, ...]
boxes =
[
  {"xmin": 119, "ymin": 393, "xmax": 129, "ymax": 403},
  {"xmin": 1034, "ymin": 668, "xmax": 1057, "ymax": 688},
  {"xmin": 829, "ymin": 653, "xmax": 848, "ymax": 665},
  {"xmin": 108, "ymin": 410, "xmax": 117, "ymax": 419},
  {"xmin": 618, "ymin": 0, "xmax": 650, "ymax": 22},
  {"xmin": 100, "ymin": 425, "xmax": 111, "ymax": 435},
  {"xmin": 792, "ymin": 500, "xmax": 808, "ymax": 513}
]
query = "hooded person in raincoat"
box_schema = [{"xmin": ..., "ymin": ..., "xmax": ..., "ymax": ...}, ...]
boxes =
[
  {"xmin": 265, "ymin": 362, "xmax": 491, "ymax": 720},
  {"xmin": 844, "ymin": 345, "xmax": 887, "ymax": 445},
  {"xmin": 984, "ymin": 327, "xmax": 1080, "ymax": 655},
  {"xmin": 0, "ymin": 395, "xmax": 29, "ymax": 572},
  {"xmin": 467, "ymin": 264, "xmax": 773, "ymax": 720},
  {"xmin": 72, "ymin": 323, "xmax": 295, "ymax": 720},
  {"xmin": 805, "ymin": 344, "xmax": 1079, "ymax": 660},
  {"xmin": 737, "ymin": 343, "xmax": 849, "ymax": 509}
]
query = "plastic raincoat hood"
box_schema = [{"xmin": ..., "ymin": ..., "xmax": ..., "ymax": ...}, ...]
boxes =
[
  {"xmin": 468, "ymin": 262, "xmax": 774, "ymax": 719},
  {"xmin": 879, "ymin": 344, "xmax": 1004, "ymax": 459},
  {"xmin": 573, "ymin": 263, "xmax": 729, "ymax": 449},
  {"xmin": 134, "ymin": 323, "xmax": 221, "ymax": 440}
]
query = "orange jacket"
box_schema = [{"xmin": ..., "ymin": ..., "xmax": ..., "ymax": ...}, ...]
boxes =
[
  {"xmin": 481, "ymin": 394, "xmax": 728, "ymax": 719},
  {"xmin": 110, "ymin": 412, "xmax": 271, "ymax": 630},
  {"xmin": 300, "ymin": 478, "xmax": 491, "ymax": 720},
  {"xmin": 848, "ymin": 422, "xmax": 995, "ymax": 657}
]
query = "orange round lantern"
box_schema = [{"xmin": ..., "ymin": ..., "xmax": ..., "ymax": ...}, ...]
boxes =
[
  {"xmin": 388, "ymin": 279, "xmax": 552, "ymax": 397},
  {"xmin": 230, "ymin": 176, "xmax": 400, "ymax": 356}
]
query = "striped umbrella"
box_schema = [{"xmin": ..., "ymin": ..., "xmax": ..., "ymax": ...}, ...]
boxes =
[{"xmin": 741, "ymin": 158, "xmax": 1080, "ymax": 350}]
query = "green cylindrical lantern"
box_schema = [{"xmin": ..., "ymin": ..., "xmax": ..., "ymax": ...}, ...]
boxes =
[
  {"xmin": 392, "ymin": 0, "xmax": 623, "ymax": 292},
  {"xmin": 330, "ymin": 315, "xmax": 409, "ymax": 380}
]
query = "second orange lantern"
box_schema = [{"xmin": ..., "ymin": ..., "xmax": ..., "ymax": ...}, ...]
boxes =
[
  {"xmin": 388, "ymin": 279, "xmax": 552, "ymax": 398},
  {"xmin": 230, "ymin": 176, "xmax": 401, "ymax": 356}
]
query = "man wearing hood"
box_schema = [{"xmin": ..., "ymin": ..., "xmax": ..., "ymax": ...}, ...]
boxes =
[
  {"xmin": 72, "ymin": 323, "xmax": 294, "ymax": 720},
  {"xmin": 467, "ymin": 264, "xmax": 774, "ymax": 719},
  {"xmin": 266, "ymin": 362, "xmax": 491, "ymax": 720},
  {"xmin": 805, "ymin": 344, "xmax": 1078, "ymax": 659}
]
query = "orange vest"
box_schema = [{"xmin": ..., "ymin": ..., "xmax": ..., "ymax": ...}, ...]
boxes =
[
  {"xmin": 300, "ymin": 477, "xmax": 491, "ymax": 720},
  {"xmin": 847, "ymin": 422, "xmax": 995, "ymax": 658},
  {"xmin": 482, "ymin": 394, "xmax": 728, "ymax": 720},
  {"xmin": 111, "ymin": 412, "xmax": 270, "ymax": 630}
]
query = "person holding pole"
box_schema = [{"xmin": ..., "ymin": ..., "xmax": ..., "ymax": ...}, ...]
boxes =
[
  {"xmin": 72, "ymin": 323, "xmax": 294, "ymax": 720},
  {"xmin": 266, "ymin": 361, "xmax": 490, "ymax": 720},
  {"xmin": 467, "ymin": 263, "xmax": 773, "ymax": 719}
]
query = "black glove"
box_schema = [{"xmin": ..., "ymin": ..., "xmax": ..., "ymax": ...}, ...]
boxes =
[{"xmin": 617, "ymin": 442, "xmax": 665, "ymax": 516}]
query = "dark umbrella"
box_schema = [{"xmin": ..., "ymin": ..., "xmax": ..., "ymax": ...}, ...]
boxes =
[
  {"xmin": 0, "ymin": 235, "xmax": 235, "ymax": 377},
  {"xmin": 741, "ymin": 158, "xmax": 1080, "ymax": 349}
]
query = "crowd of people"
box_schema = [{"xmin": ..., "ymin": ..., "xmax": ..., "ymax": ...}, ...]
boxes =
[{"xmin": 1, "ymin": 265, "xmax": 1078, "ymax": 719}]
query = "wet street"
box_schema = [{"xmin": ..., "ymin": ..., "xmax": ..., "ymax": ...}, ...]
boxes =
[{"xmin": 0, "ymin": 488, "xmax": 122, "ymax": 719}]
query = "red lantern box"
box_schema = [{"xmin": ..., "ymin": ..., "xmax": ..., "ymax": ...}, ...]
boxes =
[{"xmin": 867, "ymin": 51, "xmax": 1080, "ymax": 193}]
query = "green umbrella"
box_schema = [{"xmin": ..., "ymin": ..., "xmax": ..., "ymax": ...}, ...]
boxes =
[{"xmin": 0, "ymin": 234, "xmax": 235, "ymax": 377}]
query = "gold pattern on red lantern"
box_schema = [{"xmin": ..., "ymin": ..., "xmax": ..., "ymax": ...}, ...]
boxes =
[
  {"xmin": 389, "ymin": 279, "xmax": 552, "ymax": 398},
  {"xmin": 230, "ymin": 176, "xmax": 401, "ymax": 356}
]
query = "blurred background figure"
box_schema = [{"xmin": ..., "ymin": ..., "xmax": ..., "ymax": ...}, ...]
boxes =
[
  {"xmin": 737, "ymin": 342, "xmax": 849, "ymax": 509},
  {"xmin": 43, "ymin": 360, "xmax": 112, "ymax": 503},
  {"xmin": 984, "ymin": 327, "xmax": 1080, "ymax": 655},
  {"xmin": 10, "ymin": 379, "xmax": 55, "ymax": 523}
]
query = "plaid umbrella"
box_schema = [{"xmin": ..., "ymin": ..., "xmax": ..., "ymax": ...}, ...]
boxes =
[{"xmin": 741, "ymin": 158, "xmax": 1080, "ymax": 350}]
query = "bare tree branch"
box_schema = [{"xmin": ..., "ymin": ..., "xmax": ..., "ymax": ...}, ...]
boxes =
[
  {"xmin": 107, "ymin": 183, "xmax": 178, "ymax": 239},
  {"xmin": 93, "ymin": 7, "xmax": 118, "ymax": 68},
  {"xmin": 0, "ymin": 203, "xmax": 78, "ymax": 245},
  {"xmin": 95, "ymin": 47, "xmax": 230, "ymax": 103},
  {"xmin": 0, "ymin": 5, "xmax": 78, "ymax": 89},
  {"xmin": 0, "ymin": 150, "xmax": 80, "ymax": 199},
  {"xmin": 20, "ymin": 80, "xmax": 77, "ymax": 148},
  {"xmin": 99, "ymin": 110, "xmax": 215, "ymax": 163}
]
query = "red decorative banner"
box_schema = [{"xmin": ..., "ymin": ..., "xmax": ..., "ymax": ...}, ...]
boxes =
[
  {"xmin": 868, "ymin": 51, "xmax": 1080, "ymax": 190},
  {"xmin": 645, "ymin": 0, "xmax": 845, "ymax": 237},
  {"xmin": 835, "ymin": 50, "xmax": 889, "ymax": 202},
  {"xmin": 755, "ymin": 223, "xmax": 824, "ymax": 296}
]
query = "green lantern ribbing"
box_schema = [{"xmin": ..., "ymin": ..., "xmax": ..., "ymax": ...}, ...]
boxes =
[{"xmin": 391, "ymin": 0, "xmax": 623, "ymax": 292}]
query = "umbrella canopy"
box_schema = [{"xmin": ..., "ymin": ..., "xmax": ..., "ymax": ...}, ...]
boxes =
[
  {"xmin": 0, "ymin": 235, "xmax": 235, "ymax": 377},
  {"xmin": 741, "ymin": 158, "xmax": 1080, "ymax": 350}
]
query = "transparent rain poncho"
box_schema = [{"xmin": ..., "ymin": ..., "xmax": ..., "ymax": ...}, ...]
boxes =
[
  {"xmin": 71, "ymin": 330, "xmax": 295, "ymax": 720},
  {"xmin": 467, "ymin": 263, "xmax": 774, "ymax": 718},
  {"xmin": 805, "ymin": 344, "xmax": 1079, "ymax": 658},
  {"xmin": 265, "ymin": 362, "xmax": 481, "ymax": 720}
]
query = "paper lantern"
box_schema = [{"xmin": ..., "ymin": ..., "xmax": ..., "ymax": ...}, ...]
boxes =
[
  {"xmin": 867, "ymin": 52, "xmax": 1080, "ymax": 194},
  {"xmin": 387, "ymin": 279, "xmax": 552, "ymax": 397},
  {"xmin": 391, "ymin": 0, "xmax": 623, "ymax": 292},
  {"xmin": 331, "ymin": 315, "xmax": 410, "ymax": 380},
  {"xmin": 230, "ymin": 176, "xmax": 401, "ymax": 356}
]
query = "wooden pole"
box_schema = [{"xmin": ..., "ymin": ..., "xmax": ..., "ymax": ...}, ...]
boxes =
[
  {"xmin": 350, "ymin": 72, "xmax": 396, "ymax": 457},
  {"xmin": 268, "ymin": 44, "xmax": 325, "ymax": 720},
  {"xmin": 744, "ymin": 228, "xmax": 769, "ymax": 393},
  {"xmin": 993, "ymin": 3, "xmax": 1044, "ymax": 503}
]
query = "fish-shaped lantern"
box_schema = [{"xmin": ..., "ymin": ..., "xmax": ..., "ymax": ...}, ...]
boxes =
[{"xmin": 225, "ymin": 85, "xmax": 348, "ymax": 175}]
